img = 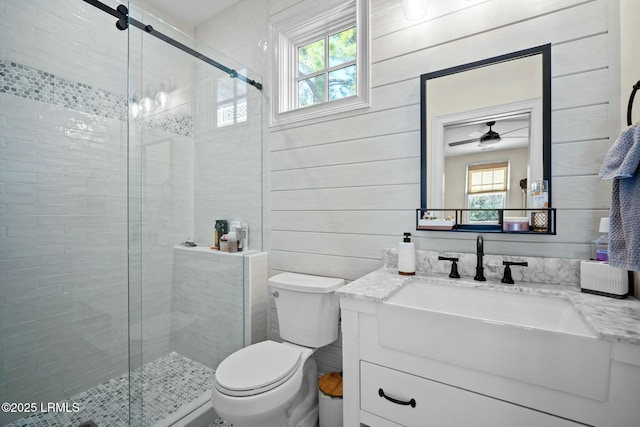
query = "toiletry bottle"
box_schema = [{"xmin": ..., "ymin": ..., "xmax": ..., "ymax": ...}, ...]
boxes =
[
  {"xmin": 398, "ymin": 232, "xmax": 416, "ymax": 276},
  {"xmin": 214, "ymin": 220, "xmax": 228, "ymax": 249},
  {"xmin": 228, "ymin": 231, "xmax": 238, "ymax": 253},
  {"xmin": 241, "ymin": 223, "xmax": 248, "ymax": 251},
  {"xmin": 230, "ymin": 221, "xmax": 242, "ymax": 251},
  {"xmin": 592, "ymin": 217, "xmax": 609, "ymax": 262}
]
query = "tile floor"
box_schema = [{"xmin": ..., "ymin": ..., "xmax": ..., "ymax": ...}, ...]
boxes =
[{"xmin": 6, "ymin": 352, "xmax": 231, "ymax": 427}]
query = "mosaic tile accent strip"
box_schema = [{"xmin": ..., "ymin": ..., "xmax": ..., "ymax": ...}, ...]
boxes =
[
  {"xmin": 6, "ymin": 352, "xmax": 217, "ymax": 427},
  {"xmin": 0, "ymin": 58, "xmax": 193, "ymax": 136}
]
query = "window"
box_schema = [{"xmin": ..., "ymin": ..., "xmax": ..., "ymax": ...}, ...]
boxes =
[
  {"xmin": 297, "ymin": 27, "xmax": 357, "ymax": 108},
  {"xmin": 216, "ymin": 73, "xmax": 247, "ymax": 128},
  {"xmin": 466, "ymin": 162, "xmax": 509, "ymax": 222},
  {"xmin": 270, "ymin": 0, "xmax": 370, "ymax": 126}
]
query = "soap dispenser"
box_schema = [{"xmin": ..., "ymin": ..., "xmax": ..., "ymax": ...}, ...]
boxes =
[{"xmin": 398, "ymin": 232, "xmax": 416, "ymax": 276}]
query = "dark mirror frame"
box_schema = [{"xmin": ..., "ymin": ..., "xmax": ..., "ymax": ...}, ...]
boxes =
[{"xmin": 420, "ymin": 44, "xmax": 552, "ymax": 212}]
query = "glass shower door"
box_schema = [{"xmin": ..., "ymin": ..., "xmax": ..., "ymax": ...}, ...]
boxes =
[
  {"xmin": 126, "ymin": 5, "xmax": 218, "ymax": 426},
  {"xmin": 126, "ymin": 3, "xmax": 263, "ymax": 426},
  {"xmin": 0, "ymin": 1, "xmax": 133, "ymax": 426}
]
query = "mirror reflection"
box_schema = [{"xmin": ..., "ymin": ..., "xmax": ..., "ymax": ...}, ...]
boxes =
[
  {"xmin": 444, "ymin": 113, "xmax": 530, "ymax": 222},
  {"xmin": 420, "ymin": 45, "xmax": 551, "ymax": 220}
]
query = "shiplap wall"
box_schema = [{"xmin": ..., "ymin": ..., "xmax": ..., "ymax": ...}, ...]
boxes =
[{"xmin": 197, "ymin": 0, "xmax": 621, "ymax": 373}]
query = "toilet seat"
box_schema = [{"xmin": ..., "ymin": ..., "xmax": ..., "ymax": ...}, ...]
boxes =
[{"xmin": 214, "ymin": 341, "xmax": 302, "ymax": 397}]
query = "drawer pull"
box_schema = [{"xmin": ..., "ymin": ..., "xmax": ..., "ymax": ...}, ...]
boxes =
[{"xmin": 378, "ymin": 388, "xmax": 416, "ymax": 408}]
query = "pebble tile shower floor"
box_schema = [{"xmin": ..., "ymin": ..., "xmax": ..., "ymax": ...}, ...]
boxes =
[{"xmin": 6, "ymin": 352, "xmax": 232, "ymax": 427}]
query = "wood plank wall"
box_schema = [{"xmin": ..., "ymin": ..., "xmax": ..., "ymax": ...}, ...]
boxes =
[{"xmin": 198, "ymin": 0, "xmax": 621, "ymax": 373}]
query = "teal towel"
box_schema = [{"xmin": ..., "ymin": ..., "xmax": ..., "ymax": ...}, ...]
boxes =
[{"xmin": 599, "ymin": 122, "xmax": 640, "ymax": 271}]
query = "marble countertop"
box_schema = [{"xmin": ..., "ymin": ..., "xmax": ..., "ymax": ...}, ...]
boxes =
[{"xmin": 336, "ymin": 268, "xmax": 640, "ymax": 346}]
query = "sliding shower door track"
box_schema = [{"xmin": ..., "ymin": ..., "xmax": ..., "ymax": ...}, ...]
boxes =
[{"xmin": 82, "ymin": 0, "xmax": 263, "ymax": 90}]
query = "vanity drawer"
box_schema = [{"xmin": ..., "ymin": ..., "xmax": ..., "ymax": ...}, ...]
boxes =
[{"xmin": 360, "ymin": 361, "xmax": 583, "ymax": 427}]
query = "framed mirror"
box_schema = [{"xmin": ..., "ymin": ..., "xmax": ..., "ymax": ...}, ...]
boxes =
[{"xmin": 420, "ymin": 45, "xmax": 551, "ymax": 221}]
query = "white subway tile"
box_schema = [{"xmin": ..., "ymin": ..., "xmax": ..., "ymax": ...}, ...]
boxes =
[
  {"xmin": 0, "ymin": 148, "xmax": 38, "ymax": 162},
  {"xmin": 0, "ymin": 170, "xmax": 36, "ymax": 183},
  {"xmin": 1, "ymin": 126, "xmax": 37, "ymax": 142},
  {"xmin": 6, "ymin": 182, "xmax": 65, "ymax": 194},
  {"xmin": 7, "ymin": 244, "xmax": 64, "ymax": 260},
  {"xmin": 0, "ymin": 215, "xmax": 36, "ymax": 226},
  {"xmin": 6, "ymin": 224, "xmax": 64, "ymax": 238},
  {"xmin": 0, "ymin": 257, "xmax": 38, "ymax": 272},
  {"xmin": 37, "ymin": 271, "xmax": 88, "ymax": 289},
  {"xmin": 6, "ymin": 139, "xmax": 65, "ymax": 156},
  {"xmin": 6, "ymin": 159, "xmax": 64, "ymax": 175},
  {"xmin": 37, "ymin": 214, "xmax": 111, "ymax": 225}
]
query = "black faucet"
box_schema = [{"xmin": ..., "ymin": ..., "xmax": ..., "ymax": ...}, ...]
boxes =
[
  {"xmin": 501, "ymin": 261, "xmax": 529, "ymax": 284},
  {"xmin": 474, "ymin": 235, "xmax": 486, "ymax": 281},
  {"xmin": 438, "ymin": 256, "xmax": 460, "ymax": 278}
]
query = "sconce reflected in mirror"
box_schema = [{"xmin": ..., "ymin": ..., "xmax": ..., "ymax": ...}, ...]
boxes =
[
  {"xmin": 141, "ymin": 90, "xmax": 155, "ymax": 116},
  {"xmin": 130, "ymin": 92, "xmax": 141, "ymax": 119},
  {"xmin": 129, "ymin": 80, "xmax": 171, "ymax": 119},
  {"xmin": 154, "ymin": 79, "xmax": 170, "ymax": 108}
]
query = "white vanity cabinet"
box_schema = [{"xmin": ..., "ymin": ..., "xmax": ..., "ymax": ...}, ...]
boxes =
[
  {"xmin": 360, "ymin": 361, "xmax": 582, "ymax": 427},
  {"xmin": 340, "ymin": 297, "xmax": 640, "ymax": 427}
]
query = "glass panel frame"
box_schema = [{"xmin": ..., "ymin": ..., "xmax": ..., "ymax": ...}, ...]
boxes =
[{"xmin": 126, "ymin": 4, "xmax": 144, "ymax": 425}]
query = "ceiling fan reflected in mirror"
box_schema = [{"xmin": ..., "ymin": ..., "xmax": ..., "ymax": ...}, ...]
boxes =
[
  {"xmin": 479, "ymin": 121, "xmax": 501, "ymax": 144},
  {"xmin": 447, "ymin": 120, "xmax": 528, "ymax": 148}
]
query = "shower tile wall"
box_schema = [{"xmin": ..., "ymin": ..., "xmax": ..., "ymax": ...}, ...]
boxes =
[
  {"xmin": 0, "ymin": 77, "xmax": 130, "ymax": 427},
  {"xmin": 135, "ymin": 126, "xmax": 194, "ymax": 365},
  {"xmin": 172, "ymin": 247, "xmax": 245, "ymax": 369},
  {"xmin": 0, "ymin": 4, "xmax": 129, "ymax": 424},
  {"xmin": 0, "ymin": 1, "xmax": 193, "ymax": 424}
]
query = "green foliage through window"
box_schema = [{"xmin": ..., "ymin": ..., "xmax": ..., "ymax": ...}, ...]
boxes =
[
  {"xmin": 329, "ymin": 27, "xmax": 356, "ymax": 67},
  {"xmin": 297, "ymin": 27, "xmax": 357, "ymax": 108},
  {"xmin": 468, "ymin": 194, "xmax": 505, "ymax": 222},
  {"xmin": 298, "ymin": 39, "xmax": 325, "ymax": 76}
]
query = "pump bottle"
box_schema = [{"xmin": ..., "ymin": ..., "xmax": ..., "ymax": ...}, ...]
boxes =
[{"xmin": 398, "ymin": 232, "xmax": 416, "ymax": 276}]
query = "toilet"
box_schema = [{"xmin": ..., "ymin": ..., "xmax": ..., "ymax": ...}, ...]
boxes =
[{"xmin": 210, "ymin": 272, "xmax": 344, "ymax": 427}]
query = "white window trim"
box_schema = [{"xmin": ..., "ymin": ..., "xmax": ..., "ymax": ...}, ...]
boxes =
[{"xmin": 269, "ymin": 0, "xmax": 370, "ymax": 128}]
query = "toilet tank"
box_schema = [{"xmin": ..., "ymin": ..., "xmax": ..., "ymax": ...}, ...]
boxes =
[{"xmin": 269, "ymin": 273, "xmax": 344, "ymax": 348}]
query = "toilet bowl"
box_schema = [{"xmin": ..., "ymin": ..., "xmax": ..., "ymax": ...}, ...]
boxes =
[
  {"xmin": 211, "ymin": 341, "xmax": 318, "ymax": 427},
  {"xmin": 210, "ymin": 273, "xmax": 344, "ymax": 427}
]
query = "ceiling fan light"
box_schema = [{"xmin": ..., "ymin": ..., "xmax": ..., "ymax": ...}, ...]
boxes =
[
  {"xmin": 479, "ymin": 121, "xmax": 501, "ymax": 144},
  {"xmin": 480, "ymin": 131, "xmax": 501, "ymax": 144}
]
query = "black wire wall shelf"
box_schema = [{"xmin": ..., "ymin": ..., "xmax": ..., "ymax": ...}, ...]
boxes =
[{"xmin": 416, "ymin": 208, "xmax": 557, "ymax": 235}]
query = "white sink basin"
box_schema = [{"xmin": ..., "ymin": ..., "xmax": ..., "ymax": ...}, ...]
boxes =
[
  {"xmin": 387, "ymin": 281, "xmax": 594, "ymax": 336},
  {"xmin": 377, "ymin": 279, "xmax": 611, "ymax": 401}
]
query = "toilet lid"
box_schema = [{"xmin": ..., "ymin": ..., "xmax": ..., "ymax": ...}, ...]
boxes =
[{"xmin": 215, "ymin": 341, "xmax": 301, "ymax": 396}]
